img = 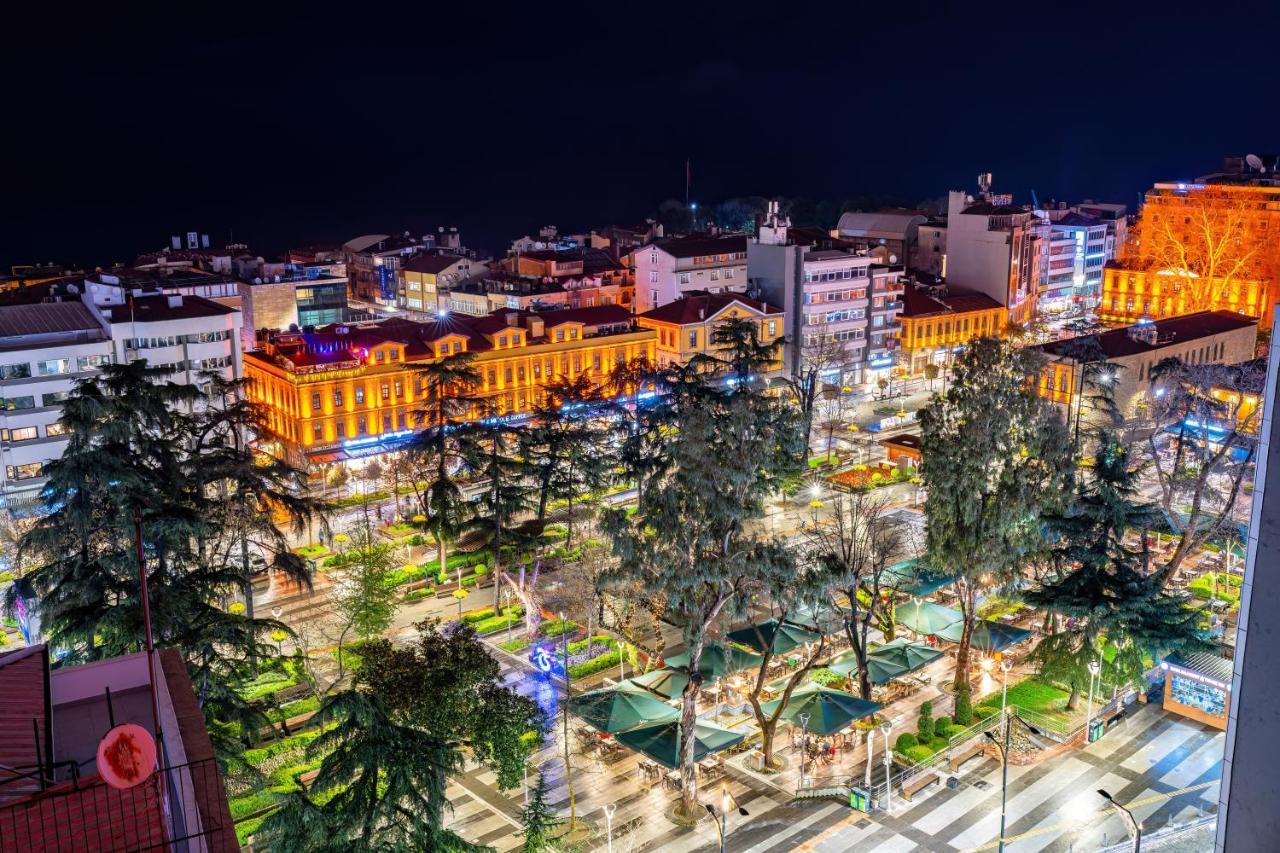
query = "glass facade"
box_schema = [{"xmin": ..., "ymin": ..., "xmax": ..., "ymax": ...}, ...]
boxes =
[
  {"xmin": 297, "ymin": 280, "xmax": 348, "ymax": 327},
  {"xmin": 1169, "ymin": 673, "xmax": 1227, "ymax": 719}
]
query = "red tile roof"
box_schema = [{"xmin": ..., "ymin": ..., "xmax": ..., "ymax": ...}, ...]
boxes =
[
  {"xmin": 900, "ymin": 287, "xmax": 1002, "ymax": 318},
  {"xmin": 638, "ymin": 290, "xmax": 781, "ymax": 325}
]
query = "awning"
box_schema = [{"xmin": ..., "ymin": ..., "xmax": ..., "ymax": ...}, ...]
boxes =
[
  {"xmin": 934, "ymin": 619, "xmax": 1031, "ymax": 652},
  {"xmin": 881, "ymin": 560, "xmax": 954, "ymax": 597},
  {"xmin": 895, "ymin": 600, "xmax": 963, "ymax": 636},
  {"xmin": 664, "ymin": 642, "xmax": 763, "ymax": 680},
  {"xmin": 307, "ymin": 450, "xmax": 349, "ymax": 465},
  {"xmin": 614, "ymin": 719, "xmax": 746, "ymax": 770},
  {"xmin": 568, "ymin": 682, "xmax": 680, "ymax": 734},
  {"xmin": 760, "ymin": 684, "xmax": 881, "ymax": 736},
  {"xmin": 726, "ymin": 619, "xmax": 822, "ymax": 656},
  {"xmin": 628, "ymin": 668, "xmax": 689, "ymax": 699},
  {"xmin": 827, "ymin": 639, "xmax": 943, "ymax": 685},
  {"xmin": 1164, "ymin": 651, "xmax": 1233, "ymax": 689}
]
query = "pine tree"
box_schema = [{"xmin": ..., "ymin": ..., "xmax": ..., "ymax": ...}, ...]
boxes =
[
  {"xmin": 518, "ymin": 771, "xmax": 563, "ymax": 852},
  {"xmin": 918, "ymin": 337, "xmax": 1073, "ymax": 691}
]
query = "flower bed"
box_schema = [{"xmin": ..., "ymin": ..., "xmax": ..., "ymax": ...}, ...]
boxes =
[
  {"xmin": 499, "ymin": 636, "xmax": 531, "ymax": 653},
  {"xmin": 827, "ymin": 463, "xmax": 906, "ymax": 492},
  {"xmin": 294, "ymin": 544, "xmax": 329, "ymax": 560}
]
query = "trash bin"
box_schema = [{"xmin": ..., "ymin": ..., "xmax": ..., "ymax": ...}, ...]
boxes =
[
  {"xmin": 1088, "ymin": 719, "xmax": 1104, "ymax": 743},
  {"xmin": 849, "ymin": 787, "xmax": 870, "ymax": 812}
]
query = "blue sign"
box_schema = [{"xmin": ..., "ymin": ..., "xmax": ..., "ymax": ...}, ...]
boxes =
[
  {"xmin": 377, "ymin": 265, "xmax": 397, "ymax": 301},
  {"xmin": 529, "ymin": 644, "xmax": 565, "ymax": 678}
]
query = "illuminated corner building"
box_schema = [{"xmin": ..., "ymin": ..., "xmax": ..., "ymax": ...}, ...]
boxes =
[
  {"xmin": 1036, "ymin": 211, "xmax": 1110, "ymax": 314},
  {"xmin": 636, "ymin": 290, "xmax": 784, "ymax": 373},
  {"xmin": 749, "ymin": 202, "xmax": 905, "ymax": 388},
  {"xmin": 238, "ymin": 265, "xmax": 357, "ymax": 350},
  {"xmin": 1098, "ymin": 265, "xmax": 1271, "ymax": 330},
  {"xmin": 0, "ymin": 645, "xmax": 235, "ymax": 851},
  {"xmin": 895, "ymin": 286, "xmax": 1004, "ymax": 377},
  {"xmin": 399, "ymin": 253, "xmax": 484, "ymax": 315},
  {"xmin": 1208, "ymin": 358, "xmax": 1266, "ymax": 434},
  {"xmin": 1033, "ymin": 311, "xmax": 1257, "ymax": 423},
  {"xmin": 343, "ymin": 232, "xmax": 451, "ymax": 305},
  {"xmin": 243, "ymin": 305, "xmax": 655, "ymax": 470},
  {"xmin": 633, "ymin": 233, "xmax": 749, "ymax": 313},
  {"xmin": 943, "ymin": 189, "xmax": 1039, "ymax": 326},
  {"xmin": 441, "ymin": 271, "xmax": 628, "ymax": 319}
]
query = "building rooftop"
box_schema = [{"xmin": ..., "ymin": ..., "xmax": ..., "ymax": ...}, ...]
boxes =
[
  {"xmin": 835, "ymin": 211, "xmax": 927, "ymax": 239},
  {"xmin": 638, "ymin": 290, "xmax": 781, "ymax": 325},
  {"xmin": 0, "ymin": 301, "xmax": 103, "ymax": 340},
  {"xmin": 1052, "ymin": 211, "xmax": 1103, "ymax": 228},
  {"xmin": 900, "ymin": 286, "xmax": 1003, "ymax": 318},
  {"xmin": 402, "ymin": 253, "xmax": 470, "ymax": 275},
  {"xmin": 960, "ymin": 202, "xmax": 1029, "ymax": 217},
  {"xmin": 101, "ymin": 294, "xmax": 237, "ymax": 324},
  {"xmin": 651, "ymin": 234, "xmax": 748, "ymax": 259},
  {"xmin": 1039, "ymin": 312, "xmax": 1258, "ymax": 361}
]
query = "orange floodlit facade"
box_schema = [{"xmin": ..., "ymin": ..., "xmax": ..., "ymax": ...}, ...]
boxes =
[
  {"xmin": 1098, "ymin": 266, "xmax": 1271, "ymax": 329},
  {"xmin": 635, "ymin": 290, "xmax": 785, "ymax": 373},
  {"xmin": 896, "ymin": 288, "xmax": 1005, "ymax": 377},
  {"xmin": 244, "ymin": 306, "xmax": 655, "ymax": 467}
]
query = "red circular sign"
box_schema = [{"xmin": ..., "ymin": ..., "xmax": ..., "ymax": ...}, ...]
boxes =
[{"xmin": 96, "ymin": 723, "xmax": 157, "ymax": 789}]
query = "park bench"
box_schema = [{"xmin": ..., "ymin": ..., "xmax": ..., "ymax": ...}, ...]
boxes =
[
  {"xmin": 948, "ymin": 741, "xmax": 985, "ymax": 772},
  {"xmin": 901, "ymin": 770, "xmax": 940, "ymax": 802}
]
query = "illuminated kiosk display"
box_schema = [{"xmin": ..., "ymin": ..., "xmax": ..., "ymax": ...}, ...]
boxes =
[{"xmin": 1161, "ymin": 651, "xmax": 1233, "ymax": 731}]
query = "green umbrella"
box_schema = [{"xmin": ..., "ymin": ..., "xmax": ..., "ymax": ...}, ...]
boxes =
[
  {"xmin": 568, "ymin": 682, "xmax": 680, "ymax": 734},
  {"xmin": 787, "ymin": 601, "xmax": 842, "ymax": 632},
  {"xmin": 614, "ymin": 719, "xmax": 746, "ymax": 770},
  {"xmin": 935, "ymin": 619, "xmax": 1031, "ymax": 652},
  {"xmin": 629, "ymin": 668, "xmax": 689, "ymax": 699},
  {"xmin": 894, "ymin": 600, "xmax": 963, "ymax": 636},
  {"xmin": 827, "ymin": 649, "xmax": 907, "ymax": 686},
  {"xmin": 726, "ymin": 619, "xmax": 822, "ymax": 655},
  {"xmin": 882, "ymin": 560, "xmax": 956, "ymax": 597},
  {"xmin": 760, "ymin": 684, "xmax": 881, "ymax": 736},
  {"xmin": 664, "ymin": 642, "xmax": 763, "ymax": 680},
  {"xmin": 866, "ymin": 638, "xmax": 944, "ymax": 677}
]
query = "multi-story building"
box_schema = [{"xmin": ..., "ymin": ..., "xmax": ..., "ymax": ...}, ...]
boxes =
[
  {"xmin": 1034, "ymin": 311, "xmax": 1258, "ymax": 422},
  {"xmin": 834, "ymin": 211, "xmax": 927, "ymax": 266},
  {"xmin": 910, "ymin": 219, "xmax": 948, "ymax": 278},
  {"xmin": 1069, "ymin": 201, "xmax": 1128, "ymax": 261},
  {"xmin": 399, "ymin": 253, "xmax": 484, "ymax": 315},
  {"xmin": 243, "ymin": 305, "xmax": 655, "ymax": 470},
  {"xmin": 0, "ymin": 644, "xmax": 235, "ymax": 851},
  {"xmin": 237, "ymin": 266, "xmax": 351, "ymax": 350},
  {"xmin": 634, "ymin": 234, "xmax": 749, "ymax": 313},
  {"xmin": 944, "ymin": 189, "xmax": 1039, "ymax": 326},
  {"xmin": 896, "ymin": 286, "xmax": 1005, "ymax": 377},
  {"xmin": 749, "ymin": 204, "xmax": 904, "ymax": 388},
  {"xmin": 0, "ymin": 285, "xmax": 243, "ymax": 509},
  {"xmin": 1037, "ymin": 211, "xmax": 1111, "ymax": 314},
  {"xmin": 344, "ymin": 232, "xmax": 440, "ymax": 305},
  {"xmin": 442, "ymin": 271, "xmax": 628, "ymax": 318},
  {"xmin": 1098, "ymin": 266, "xmax": 1270, "ymax": 330},
  {"xmin": 636, "ymin": 290, "xmax": 784, "ymax": 373}
]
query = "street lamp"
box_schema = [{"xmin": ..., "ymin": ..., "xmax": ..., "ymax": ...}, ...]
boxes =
[
  {"xmin": 602, "ymin": 802, "xmax": 617, "ymax": 853},
  {"xmin": 705, "ymin": 784, "xmax": 748, "ymax": 853},
  {"xmin": 1098, "ymin": 789, "xmax": 1142, "ymax": 852},
  {"xmin": 798, "ymin": 712, "xmax": 811, "ymax": 789},
  {"xmin": 880, "ymin": 721, "xmax": 893, "ymax": 812},
  {"xmin": 1086, "ymin": 659, "xmax": 1101, "ymax": 743},
  {"xmin": 1000, "ymin": 658, "xmax": 1013, "ymax": 729},
  {"xmin": 864, "ymin": 728, "xmax": 876, "ymax": 788},
  {"xmin": 985, "ymin": 713, "xmax": 1046, "ymax": 853},
  {"xmin": 271, "ymin": 606, "xmax": 283, "ymax": 621}
]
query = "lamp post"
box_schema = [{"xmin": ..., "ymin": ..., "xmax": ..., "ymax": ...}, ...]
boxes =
[
  {"xmin": 1000, "ymin": 658, "xmax": 1013, "ymax": 732},
  {"xmin": 880, "ymin": 721, "xmax": 893, "ymax": 812},
  {"xmin": 602, "ymin": 802, "xmax": 617, "ymax": 853},
  {"xmin": 798, "ymin": 712, "xmax": 811, "ymax": 789},
  {"xmin": 502, "ymin": 588, "xmax": 514, "ymax": 645},
  {"xmin": 1086, "ymin": 659, "xmax": 1101, "ymax": 743},
  {"xmin": 1098, "ymin": 789, "xmax": 1142, "ymax": 852},
  {"xmin": 864, "ymin": 728, "xmax": 875, "ymax": 788},
  {"xmin": 985, "ymin": 713, "xmax": 1045, "ymax": 853},
  {"xmin": 705, "ymin": 784, "xmax": 749, "ymax": 853}
]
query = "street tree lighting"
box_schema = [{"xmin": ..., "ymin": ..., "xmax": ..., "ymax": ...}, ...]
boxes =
[
  {"xmin": 1086, "ymin": 659, "xmax": 1101, "ymax": 743},
  {"xmin": 705, "ymin": 784, "xmax": 749, "ymax": 853},
  {"xmin": 1098, "ymin": 789, "xmax": 1142, "ymax": 851},
  {"xmin": 880, "ymin": 720, "xmax": 893, "ymax": 812},
  {"xmin": 984, "ymin": 713, "xmax": 1045, "ymax": 853}
]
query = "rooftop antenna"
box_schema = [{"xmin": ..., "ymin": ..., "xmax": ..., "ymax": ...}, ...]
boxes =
[{"xmin": 1246, "ymin": 153, "xmax": 1265, "ymax": 173}]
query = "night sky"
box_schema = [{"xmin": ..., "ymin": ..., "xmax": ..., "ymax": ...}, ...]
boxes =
[{"xmin": 5, "ymin": 1, "xmax": 1280, "ymax": 268}]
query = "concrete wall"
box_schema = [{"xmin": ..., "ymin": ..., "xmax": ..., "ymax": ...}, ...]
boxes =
[{"xmin": 1217, "ymin": 330, "xmax": 1280, "ymax": 853}]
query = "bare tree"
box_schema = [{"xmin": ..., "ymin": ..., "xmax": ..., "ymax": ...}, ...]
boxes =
[
  {"xmin": 804, "ymin": 492, "xmax": 907, "ymax": 699},
  {"xmin": 784, "ymin": 329, "xmax": 851, "ymax": 452},
  {"xmin": 1144, "ymin": 357, "xmax": 1263, "ymax": 583}
]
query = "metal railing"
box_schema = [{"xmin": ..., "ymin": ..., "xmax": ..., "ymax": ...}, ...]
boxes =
[{"xmin": 0, "ymin": 757, "xmax": 229, "ymax": 853}]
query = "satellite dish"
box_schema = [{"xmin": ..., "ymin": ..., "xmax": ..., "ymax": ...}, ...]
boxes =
[
  {"xmin": 1246, "ymin": 153, "xmax": 1264, "ymax": 172},
  {"xmin": 96, "ymin": 723, "xmax": 157, "ymax": 789}
]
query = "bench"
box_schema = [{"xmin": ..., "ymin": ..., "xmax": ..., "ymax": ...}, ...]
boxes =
[
  {"xmin": 949, "ymin": 742, "xmax": 986, "ymax": 772},
  {"xmin": 901, "ymin": 771, "xmax": 940, "ymax": 802}
]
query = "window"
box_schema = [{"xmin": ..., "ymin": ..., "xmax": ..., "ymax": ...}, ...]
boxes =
[
  {"xmin": 7, "ymin": 426, "xmax": 37, "ymax": 442},
  {"xmin": 357, "ymin": 416, "xmax": 367, "ymax": 435},
  {"xmin": 375, "ymin": 350, "xmax": 385, "ymax": 364},
  {"xmin": 678, "ymin": 273, "xmax": 691, "ymax": 285},
  {"xmin": 723, "ymin": 268, "xmax": 734, "ymax": 279},
  {"xmin": 313, "ymin": 423, "xmax": 323, "ymax": 441},
  {"xmin": 311, "ymin": 392, "xmax": 322, "ymax": 412},
  {"xmin": 77, "ymin": 354, "xmax": 110, "ymax": 372},
  {"xmin": 767, "ymin": 320, "xmax": 778, "ymax": 337},
  {"xmin": 356, "ymin": 387, "xmax": 365, "ymax": 404},
  {"xmin": 517, "ymin": 365, "xmax": 526, "ymax": 381},
  {"xmin": 381, "ymin": 382, "xmax": 390, "ymax": 400},
  {"xmin": 0, "ymin": 363, "xmax": 31, "ymax": 380},
  {"xmin": 42, "ymin": 391, "xmax": 69, "ymax": 407},
  {"xmin": 1, "ymin": 396, "xmax": 35, "ymax": 411},
  {"xmin": 333, "ymin": 389, "xmax": 344, "ymax": 407},
  {"xmin": 488, "ymin": 368, "xmax": 497, "ymax": 386},
  {"xmin": 383, "ymin": 414, "xmax": 392, "ymax": 432},
  {"xmin": 394, "ymin": 381, "xmax": 403, "ymax": 397},
  {"xmin": 710, "ymin": 270, "xmax": 719, "ymax": 282},
  {"xmin": 46, "ymin": 422, "xmax": 70, "ymax": 438},
  {"xmin": 568, "ymin": 328, "xmax": 578, "ymax": 340},
  {"xmin": 688, "ymin": 330, "xmax": 698, "ymax": 348},
  {"xmin": 498, "ymin": 335, "xmax": 507, "ymax": 347},
  {"xmin": 555, "ymin": 329, "xmax": 565, "ymax": 342},
  {"xmin": 5, "ymin": 462, "xmax": 42, "ymax": 481},
  {"xmin": 36, "ymin": 359, "xmax": 71, "ymax": 376},
  {"xmin": 649, "ymin": 271, "xmax": 658, "ymax": 283},
  {"xmin": 649, "ymin": 290, "xmax": 658, "ymax": 305},
  {"xmin": 504, "ymin": 367, "xmax": 513, "ymax": 384}
]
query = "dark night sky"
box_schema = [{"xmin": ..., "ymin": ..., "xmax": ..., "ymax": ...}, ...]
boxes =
[{"xmin": 5, "ymin": 1, "xmax": 1280, "ymax": 268}]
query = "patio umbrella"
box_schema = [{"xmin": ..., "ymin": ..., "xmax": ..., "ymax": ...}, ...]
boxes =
[
  {"xmin": 614, "ymin": 719, "xmax": 746, "ymax": 770},
  {"xmin": 826, "ymin": 649, "xmax": 906, "ymax": 686},
  {"xmin": 759, "ymin": 684, "xmax": 881, "ymax": 736},
  {"xmin": 935, "ymin": 619, "xmax": 1031, "ymax": 652},
  {"xmin": 568, "ymin": 682, "xmax": 679, "ymax": 734},
  {"xmin": 726, "ymin": 619, "xmax": 822, "ymax": 656},
  {"xmin": 786, "ymin": 601, "xmax": 842, "ymax": 632},
  {"xmin": 894, "ymin": 600, "xmax": 963, "ymax": 637},
  {"xmin": 628, "ymin": 668, "xmax": 689, "ymax": 700},
  {"xmin": 866, "ymin": 638, "xmax": 944, "ymax": 676},
  {"xmin": 664, "ymin": 642, "xmax": 763, "ymax": 680}
]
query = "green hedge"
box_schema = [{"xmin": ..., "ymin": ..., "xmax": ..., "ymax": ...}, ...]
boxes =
[
  {"xmin": 568, "ymin": 650, "xmax": 623, "ymax": 679},
  {"xmin": 499, "ymin": 637, "xmax": 531, "ymax": 653},
  {"xmin": 567, "ymin": 635, "xmax": 616, "ymax": 655},
  {"xmin": 269, "ymin": 695, "xmax": 320, "ymax": 723},
  {"xmin": 238, "ymin": 671, "xmax": 297, "ymax": 702},
  {"xmin": 235, "ymin": 815, "xmax": 269, "ymax": 846},
  {"xmin": 241, "ymin": 729, "xmax": 324, "ymax": 768},
  {"xmin": 539, "ymin": 618, "xmax": 579, "ymax": 638},
  {"xmin": 471, "ymin": 608, "xmax": 525, "ymax": 635}
]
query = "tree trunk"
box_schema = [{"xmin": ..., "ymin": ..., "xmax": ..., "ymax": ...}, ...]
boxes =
[
  {"xmin": 953, "ymin": 585, "xmax": 977, "ymax": 692},
  {"xmin": 676, "ymin": 638, "xmax": 706, "ymax": 821},
  {"xmin": 1066, "ymin": 682, "xmax": 1081, "ymax": 712}
]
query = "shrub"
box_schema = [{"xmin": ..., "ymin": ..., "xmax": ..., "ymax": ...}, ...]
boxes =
[
  {"xmin": 408, "ymin": 534, "xmax": 424, "ymax": 546},
  {"xmin": 539, "ymin": 618, "xmax": 579, "ymax": 638},
  {"xmin": 894, "ymin": 733, "xmax": 918, "ymax": 753},
  {"xmin": 230, "ymin": 790, "xmax": 280, "ymax": 821},
  {"xmin": 954, "ymin": 684, "xmax": 973, "ymax": 725},
  {"xmin": 471, "ymin": 608, "xmax": 526, "ymax": 635},
  {"xmin": 566, "ymin": 634, "xmax": 615, "ymax": 656},
  {"xmin": 499, "ymin": 637, "xmax": 531, "ymax": 653},
  {"xmin": 235, "ymin": 815, "xmax": 269, "ymax": 846},
  {"xmin": 403, "ymin": 588, "xmax": 431, "ymax": 602},
  {"xmin": 569, "ymin": 650, "xmax": 623, "ymax": 679},
  {"xmin": 474, "ymin": 564, "xmax": 488, "ymax": 576},
  {"xmin": 903, "ymin": 744, "xmax": 935, "ymax": 763},
  {"xmin": 974, "ymin": 705, "xmax": 1001, "ymax": 722},
  {"xmin": 933, "ymin": 718, "xmax": 952, "ymax": 740},
  {"xmin": 917, "ymin": 700, "xmax": 934, "ymax": 741},
  {"xmin": 930, "ymin": 736, "xmax": 949, "ymax": 751},
  {"xmin": 809, "ymin": 668, "xmax": 846, "ymax": 687}
]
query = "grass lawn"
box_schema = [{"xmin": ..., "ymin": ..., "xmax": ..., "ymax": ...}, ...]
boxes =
[
  {"xmin": 978, "ymin": 678, "xmax": 1077, "ymax": 726},
  {"xmin": 295, "ymin": 544, "xmax": 329, "ymax": 559},
  {"xmin": 808, "ymin": 454, "xmax": 837, "ymax": 468},
  {"xmin": 1189, "ymin": 572, "xmax": 1242, "ymax": 603}
]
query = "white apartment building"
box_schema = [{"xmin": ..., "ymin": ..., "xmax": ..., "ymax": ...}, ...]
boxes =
[
  {"xmin": 749, "ymin": 203, "xmax": 904, "ymax": 387},
  {"xmin": 0, "ymin": 287, "xmax": 243, "ymax": 510},
  {"xmin": 944, "ymin": 190, "xmax": 1039, "ymax": 325},
  {"xmin": 634, "ymin": 234, "xmax": 748, "ymax": 313},
  {"xmin": 1038, "ymin": 211, "xmax": 1110, "ymax": 314}
]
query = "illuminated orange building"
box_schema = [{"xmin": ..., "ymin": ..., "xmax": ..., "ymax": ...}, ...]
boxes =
[
  {"xmin": 244, "ymin": 305, "xmax": 655, "ymax": 468},
  {"xmin": 896, "ymin": 287, "xmax": 1005, "ymax": 376},
  {"xmin": 1098, "ymin": 266, "xmax": 1271, "ymax": 329},
  {"xmin": 636, "ymin": 290, "xmax": 785, "ymax": 374}
]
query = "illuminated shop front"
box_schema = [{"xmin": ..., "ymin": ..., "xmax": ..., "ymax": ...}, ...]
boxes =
[{"xmin": 1161, "ymin": 652, "xmax": 1233, "ymax": 731}]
